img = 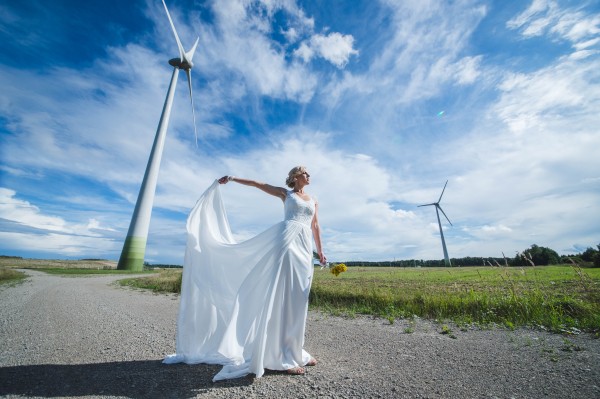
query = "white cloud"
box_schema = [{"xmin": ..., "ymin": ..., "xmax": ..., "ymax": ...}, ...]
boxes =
[
  {"xmin": 294, "ymin": 42, "xmax": 313, "ymax": 63},
  {"xmin": 569, "ymin": 49, "xmax": 596, "ymax": 60},
  {"xmin": 87, "ymin": 218, "xmax": 116, "ymax": 232},
  {"xmin": 551, "ymin": 10, "xmax": 600, "ymax": 42},
  {"xmin": 193, "ymin": 0, "xmax": 342, "ymax": 103},
  {"xmin": 321, "ymin": 1, "xmax": 488, "ymax": 112},
  {"xmin": 0, "ymin": 45, "xmax": 172, "ymax": 185},
  {"xmin": 422, "ymin": 47, "xmax": 600, "ymax": 258},
  {"xmin": 0, "ymin": 231, "xmax": 115, "ymax": 257},
  {"xmin": 283, "ymin": 27, "xmax": 299, "ymax": 42},
  {"xmin": 0, "ymin": 188, "xmax": 122, "ymax": 257},
  {"xmin": 0, "ymin": 188, "xmax": 66, "ymax": 232},
  {"xmin": 478, "ymin": 224, "xmax": 513, "ymax": 235},
  {"xmin": 574, "ymin": 37, "xmax": 600, "ymax": 50},
  {"xmin": 453, "ymin": 56, "xmax": 482, "ymax": 85},
  {"xmin": 0, "ymin": 165, "xmax": 43, "ymax": 179},
  {"xmin": 295, "ymin": 32, "xmax": 358, "ymax": 68},
  {"xmin": 508, "ymin": 0, "xmax": 600, "ymax": 51},
  {"xmin": 495, "ymin": 58, "xmax": 595, "ymax": 135},
  {"xmin": 507, "ymin": 0, "xmax": 555, "ymax": 34}
]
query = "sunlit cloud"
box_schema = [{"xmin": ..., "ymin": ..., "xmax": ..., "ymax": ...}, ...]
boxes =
[
  {"xmin": 508, "ymin": 0, "xmax": 600, "ymax": 48},
  {"xmin": 0, "ymin": 188, "xmax": 120, "ymax": 257},
  {"xmin": 295, "ymin": 32, "xmax": 358, "ymax": 68},
  {"xmin": 0, "ymin": 188, "xmax": 66, "ymax": 232}
]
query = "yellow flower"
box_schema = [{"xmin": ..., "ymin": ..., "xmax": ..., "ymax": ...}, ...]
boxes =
[{"xmin": 330, "ymin": 263, "xmax": 347, "ymax": 277}]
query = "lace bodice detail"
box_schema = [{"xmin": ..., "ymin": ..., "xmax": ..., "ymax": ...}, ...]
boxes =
[{"xmin": 284, "ymin": 190, "xmax": 315, "ymax": 226}]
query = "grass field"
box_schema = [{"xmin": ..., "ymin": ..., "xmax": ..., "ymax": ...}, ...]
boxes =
[
  {"xmin": 3, "ymin": 257, "xmax": 598, "ymax": 332},
  {"xmin": 119, "ymin": 269, "xmax": 182, "ymax": 293},
  {"xmin": 310, "ymin": 265, "xmax": 600, "ymax": 332},
  {"xmin": 0, "ymin": 258, "xmax": 118, "ymax": 270},
  {"xmin": 36, "ymin": 268, "xmax": 156, "ymax": 276},
  {"xmin": 119, "ymin": 263, "xmax": 600, "ymax": 332},
  {"xmin": 0, "ymin": 258, "xmax": 153, "ymax": 283},
  {"xmin": 0, "ymin": 268, "xmax": 27, "ymax": 285}
]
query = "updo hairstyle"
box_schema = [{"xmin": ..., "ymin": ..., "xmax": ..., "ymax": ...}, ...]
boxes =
[{"xmin": 285, "ymin": 166, "xmax": 307, "ymax": 188}]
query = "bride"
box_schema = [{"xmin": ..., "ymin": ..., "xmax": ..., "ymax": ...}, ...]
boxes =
[{"xmin": 164, "ymin": 166, "xmax": 326, "ymax": 381}]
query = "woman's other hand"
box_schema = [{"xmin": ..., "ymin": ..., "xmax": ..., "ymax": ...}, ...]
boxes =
[{"xmin": 318, "ymin": 251, "xmax": 327, "ymax": 266}]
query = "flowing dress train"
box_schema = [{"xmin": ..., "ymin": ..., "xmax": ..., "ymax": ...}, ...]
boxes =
[{"xmin": 163, "ymin": 181, "xmax": 315, "ymax": 381}]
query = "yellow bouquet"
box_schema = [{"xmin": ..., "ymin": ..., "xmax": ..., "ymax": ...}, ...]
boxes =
[
  {"xmin": 329, "ymin": 263, "xmax": 347, "ymax": 277},
  {"xmin": 313, "ymin": 252, "xmax": 347, "ymax": 276}
]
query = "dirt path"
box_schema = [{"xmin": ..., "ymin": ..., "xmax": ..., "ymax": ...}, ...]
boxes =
[{"xmin": 0, "ymin": 270, "xmax": 598, "ymax": 398}]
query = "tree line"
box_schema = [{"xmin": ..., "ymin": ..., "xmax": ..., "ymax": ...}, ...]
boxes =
[
  {"xmin": 341, "ymin": 243, "xmax": 600, "ymax": 268},
  {"xmin": 7, "ymin": 243, "xmax": 600, "ymax": 269}
]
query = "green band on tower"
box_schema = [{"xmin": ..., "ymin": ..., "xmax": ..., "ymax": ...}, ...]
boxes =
[{"xmin": 117, "ymin": 236, "xmax": 147, "ymax": 271}]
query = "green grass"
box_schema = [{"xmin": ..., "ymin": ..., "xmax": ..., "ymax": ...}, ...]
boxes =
[
  {"xmin": 0, "ymin": 258, "xmax": 157, "ymax": 276},
  {"xmin": 0, "ymin": 258, "xmax": 118, "ymax": 270},
  {"xmin": 0, "ymin": 268, "xmax": 27, "ymax": 284},
  {"xmin": 310, "ymin": 265, "xmax": 600, "ymax": 332},
  {"xmin": 37, "ymin": 268, "xmax": 156, "ymax": 276},
  {"xmin": 119, "ymin": 269, "xmax": 182, "ymax": 293},
  {"xmin": 96, "ymin": 264, "xmax": 600, "ymax": 332}
]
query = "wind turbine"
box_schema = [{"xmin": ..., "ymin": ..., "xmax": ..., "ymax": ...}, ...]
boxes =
[
  {"xmin": 418, "ymin": 180, "xmax": 453, "ymax": 267},
  {"xmin": 117, "ymin": 0, "xmax": 199, "ymax": 271}
]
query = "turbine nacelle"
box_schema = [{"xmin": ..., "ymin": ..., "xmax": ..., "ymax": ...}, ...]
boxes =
[
  {"xmin": 418, "ymin": 180, "xmax": 452, "ymax": 225},
  {"xmin": 168, "ymin": 37, "xmax": 200, "ymax": 70},
  {"xmin": 169, "ymin": 58, "xmax": 193, "ymax": 70}
]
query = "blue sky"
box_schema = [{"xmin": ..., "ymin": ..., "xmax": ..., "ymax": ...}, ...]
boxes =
[{"xmin": 1, "ymin": 0, "xmax": 599, "ymax": 264}]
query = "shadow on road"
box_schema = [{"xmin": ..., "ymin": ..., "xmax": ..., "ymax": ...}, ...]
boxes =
[{"xmin": 0, "ymin": 360, "xmax": 254, "ymax": 398}]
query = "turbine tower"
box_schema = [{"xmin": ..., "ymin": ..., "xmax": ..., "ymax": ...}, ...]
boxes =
[
  {"xmin": 418, "ymin": 180, "xmax": 453, "ymax": 267},
  {"xmin": 117, "ymin": 0, "xmax": 199, "ymax": 271}
]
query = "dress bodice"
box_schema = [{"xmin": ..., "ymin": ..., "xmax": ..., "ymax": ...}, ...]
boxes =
[{"xmin": 284, "ymin": 190, "xmax": 315, "ymax": 226}]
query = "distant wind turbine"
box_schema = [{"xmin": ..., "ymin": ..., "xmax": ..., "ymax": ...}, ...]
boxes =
[
  {"xmin": 117, "ymin": 0, "xmax": 199, "ymax": 271},
  {"xmin": 418, "ymin": 180, "xmax": 453, "ymax": 267}
]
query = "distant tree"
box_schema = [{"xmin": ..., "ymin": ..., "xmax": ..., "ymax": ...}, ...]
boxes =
[
  {"xmin": 562, "ymin": 255, "xmax": 581, "ymax": 264},
  {"xmin": 594, "ymin": 244, "xmax": 600, "ymax": 268},
  {"xmin": 581, "ymin": 247, "xmax": 598, "ymax": 262},
  {"xmin": 514, "ymin": 244, "xmax": 560, "ymax": 266},
  {"xmin": 512, "ymin": 251, "xmax": 533, "ymax": 266},
  {"xmin": 593, "ymin": 253, "xmax": 600, "ymax": 268}
]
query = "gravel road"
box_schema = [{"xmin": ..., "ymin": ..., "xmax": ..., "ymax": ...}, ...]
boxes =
[{"xmin": 1, "ymin": 270, "xmax": 599, "ymax": 399}]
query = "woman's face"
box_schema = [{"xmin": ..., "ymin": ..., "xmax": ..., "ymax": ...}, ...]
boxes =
[{"xmin": 297, "ymin": 171, "xmax": 310, "ymax": 185}]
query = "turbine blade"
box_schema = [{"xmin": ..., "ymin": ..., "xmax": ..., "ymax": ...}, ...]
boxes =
[
  {"xmin": 418, "ymin": 202, "xmax": 436, "ymax": 207},
  {"xmin": 438, "ymin": 180, "xmax": 448, "ymax": 203},
  {"xmin": 437, "ymin": 205, "xmax": 452, "ymax": 226},
  {"xmin": 185, "ymin": 69, "xmax": 198, "ymax": 147},
  {"xmin": 162, "ymin": 0, "xmax": 184, "ymax": 60},
  {"xmin": 184, "ymin": 37, "xmax": 200, "ymax": 65}
]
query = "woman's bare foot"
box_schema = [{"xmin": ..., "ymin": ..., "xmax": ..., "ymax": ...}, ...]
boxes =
[
  {"xmin": 306, "ymin": 358, "xmax": 317, "ymax": 366},
  {"xmin": 287, "ymin": 367, "xmax": 305, "ymax": 375}
]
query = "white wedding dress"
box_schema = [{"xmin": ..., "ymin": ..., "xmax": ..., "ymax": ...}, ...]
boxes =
[{"xmin": 164, "ymin": 180, "xmax": 315, "ymax": 381}]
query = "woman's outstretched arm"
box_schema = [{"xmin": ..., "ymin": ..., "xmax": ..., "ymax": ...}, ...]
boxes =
[{"xmin": 218, "ymin": 175, "xmax": 287, "ymax": 201}]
